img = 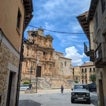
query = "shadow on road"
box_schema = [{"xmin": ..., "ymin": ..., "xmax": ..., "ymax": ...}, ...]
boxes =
[
  {"xmin": 71, "ymin": 101, "xmax": 91, "ymax": 105},
  {"xmin": 19, "ymin": 100, "xmax": 41, "ymax": 106}
]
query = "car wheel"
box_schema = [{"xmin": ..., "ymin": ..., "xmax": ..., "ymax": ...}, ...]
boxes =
[
  {"xmin": 71, "ymin": 98, "xmax": 74, "ymax": 103},
  {"xmin": 87, "ymin": 99, "xmax": 91, "ymax": 104}
]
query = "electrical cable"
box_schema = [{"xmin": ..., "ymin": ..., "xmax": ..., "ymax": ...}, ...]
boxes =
[{"xmin": 28, "ymin": 24, "xmax": 88, "ymax": 35}]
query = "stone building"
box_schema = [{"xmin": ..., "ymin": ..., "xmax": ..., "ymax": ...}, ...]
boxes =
[
  {"xmin": 0, "ymin": 0, "xmax": 33, "ymax": 106},
  {"xmin": 80, "ymin": 62, "xmax": 96, "ymax": 84},
  {"xmin": 52, "ymin": 51, "xmax": 73, "ymax": 88},
  {"xmin": 77, "ymin": 0, "xmax": 106, "ymax": 105},
  {"xmin": 73, "ymin": 62, "xmax": 96, "ymax": 84},
  {"xmin": 72, "ymin": 66, "xmax": 81, "ymax": 83},
  {"xmin": 21, "ymin": 29, "xmax": 72, "ymax": 89}
]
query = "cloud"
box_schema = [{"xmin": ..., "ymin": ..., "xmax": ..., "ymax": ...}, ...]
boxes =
[
  {"xmin": 65, "ymin": 46, "xmax": 87, "ymax": 66},
  {"xmin": 32, "ymin": 0, "xmax": 91, "ymax": 21}
]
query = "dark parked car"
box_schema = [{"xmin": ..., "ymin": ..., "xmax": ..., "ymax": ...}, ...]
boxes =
[
  {"xmin": 88, "ymin": 83, "xmax": 97, "ymax": 92},
  {"xmin": 71, "ymin": 84, "xmax": 90, "ymax": 104}
]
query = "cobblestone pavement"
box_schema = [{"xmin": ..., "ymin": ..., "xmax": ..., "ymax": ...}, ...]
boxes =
[{"xmin": 19, "ymin": 89, "xmax": 97, "ymax": 106}]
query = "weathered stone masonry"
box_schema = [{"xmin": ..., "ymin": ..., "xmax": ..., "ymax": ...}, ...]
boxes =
[{"xmin": 0, "ymin": 33, "xmax": 19, "ymax": 106}]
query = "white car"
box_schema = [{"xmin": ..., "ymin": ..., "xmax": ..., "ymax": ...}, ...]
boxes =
[
  {"xmin": 20, "ymin": 84, "xmax": 30, "ymax": 91},
  {"xmin": 71, "ymin": 84, "xmax": 90, "ymax": 104}
]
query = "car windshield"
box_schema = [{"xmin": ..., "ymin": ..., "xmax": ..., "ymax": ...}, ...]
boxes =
[
  {"xmin": 20, "ymin": 84, "xmax": 29, "ymax": 87},
  {"xmin": 74, "ymin": 85, "xmax": 87, "ymax": 89}
]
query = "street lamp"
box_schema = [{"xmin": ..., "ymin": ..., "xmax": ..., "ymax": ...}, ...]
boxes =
[
  {"xmin": 35, "ymin": 65, "xmax": 38, "ymax": 93},
  {"xmin": 29, "ymin": 66, "xmax": 33, "ymax": 89},
  {"xmin": 35, "ymin": 54, "xmax": 39, "ymax": 93}
]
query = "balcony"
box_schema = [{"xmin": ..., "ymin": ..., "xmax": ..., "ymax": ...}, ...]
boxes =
[
  {"xmin": 95, "ymin": 43, "xmax": 106, "ymax": 68},
  {"xmin": 84, "ymin": 43, "xmax": 95, "ymax": 61}
]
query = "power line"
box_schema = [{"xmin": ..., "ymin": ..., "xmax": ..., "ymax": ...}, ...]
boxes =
[{"xmin": 28, "ymin": 24, "xmax": 86, "ymax": 35}]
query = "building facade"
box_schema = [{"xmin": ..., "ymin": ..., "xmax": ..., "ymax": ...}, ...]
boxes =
[
  {"xmin": 53, "ymin": 51, "xmax": 73, "ymax": 88},
  {"xmin": 80, "ymin": 62, "xmax": 96, "ymax": 84},
  {"xmin": 0, "ymin": 0, "xmax": 33, "ymax": 106},
  {"xmin": 72, "ymin": 66, "xmax": 81, "ymax": 83},
  {"xmin": 77, "ymin": 0, "xmax": 106, "ymax": 105},
  {"xmin": 73, "ymin": 62, "xmax": 96, "ymax": 84},
  {"xmin": 21, "ymin": 29, "xmax": 72, "ymax": 89}
]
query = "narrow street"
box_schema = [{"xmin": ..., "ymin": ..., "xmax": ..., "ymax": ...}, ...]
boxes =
[{"xmin": 19, "ymin": 89, "xmax": 97, "ymax": 106}]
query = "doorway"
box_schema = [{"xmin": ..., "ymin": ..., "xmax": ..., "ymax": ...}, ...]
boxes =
[
  {"xmin": 6, "ymin": 71, "xmax": 16, "ymax": 106},
  {"xmin": 36, "ymin": 66, "xmax": 41, "ymax": 77},
  {"xmin": 99, "ymin": 79, "xmax": 104, "ymax": 106}
]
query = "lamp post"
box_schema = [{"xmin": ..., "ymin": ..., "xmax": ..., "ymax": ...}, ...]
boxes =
[
  {"xmin": 36, "ymin": 69, "xmax": 38, "ymax": 93},
  {"xmin": 35, "ymin": 54, "xmax": 39, "ymax": 93},
  {"xmin": 30, "ymin": 66, "xmax": 33, "ymax": 89}
]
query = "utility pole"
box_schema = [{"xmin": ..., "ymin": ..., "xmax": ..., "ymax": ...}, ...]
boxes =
[
  {"xmin": 35, "ymin": 55, "xmax": 39, "ymax": 93},
  {"xmin": 30, "ymin": 66, "xmax": 33, "ymax": 89},
  {"xmin": 36, "ymin": 74, "xmax": 38, "ymax": 93}
]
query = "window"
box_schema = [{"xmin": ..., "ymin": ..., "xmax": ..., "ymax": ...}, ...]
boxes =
[
  {"xmin": 103, "ymin": 32, "xmax": 106, "ymax": 42},
  {"xmin": 85, "ymin": 68, "xmax": 87, "ymax": 73},
  {"xmin": 27, "ymin": 46, "xmax": 29, "ymax": 56},
  {"xmin": 86, "ymin": 80, "xmax": 87, "ymax": 84},
  {"xmin": 101, "ymin": 0, "xmax": 105, "ymax": 13},
  {"xmin": 64, "ymin": 61, "xmax": 66, "ymax": 66},
  {"xmin": 93, "ymin": 68, "xmax": 95, "ymax": 72},
  {"xmin": 85, "ymin": 76, "xmax": 87, "ymax": 79},
  {"xmin": 36, "ymin": 66, "xmax": 41, "ymax": 77},
  {"xmin": 73, "ymin": 68, "xmax": 74, "ymax": 75},
  {"xmin": 82, "ymin": 69, "xmax": 84, "ymax": 73},
  {"xmin": 43, "ymin": 52, "xmax": 46, "ymax": 55},
  {"xmin": 17, "ymin": 9, "xmax": 21, "ymax": 29},
  {"xmin": 90, "ymin": 68, "xmax": 92, "ymax": 72}
]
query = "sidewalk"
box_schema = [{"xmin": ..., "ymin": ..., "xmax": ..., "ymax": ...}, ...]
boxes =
[
  {"xmin": 37, "ymin": 89, "xmax": 71, "ymax": 94},
  {"xmin": 20, "ymin": 89, "xmax": 71, "ymax": 94}
]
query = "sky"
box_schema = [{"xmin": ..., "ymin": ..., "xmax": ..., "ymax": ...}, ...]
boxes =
[{"xmin": 24, "ymin": 0, "xmax": 91, "ymax": 66}]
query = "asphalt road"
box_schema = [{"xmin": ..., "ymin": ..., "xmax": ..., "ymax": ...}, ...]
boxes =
[{"xmin": 19, "ymin": 89, "xmax": 97, "ymax": 106}]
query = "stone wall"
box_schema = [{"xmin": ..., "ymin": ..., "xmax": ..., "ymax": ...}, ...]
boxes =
[
  {"xmin": 0, "ymin": 40, "xmax": 19, "ymax": 106},
  {"xmin": 28, "ymin": 77, "xmax": 71, "ymax": 89}
]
